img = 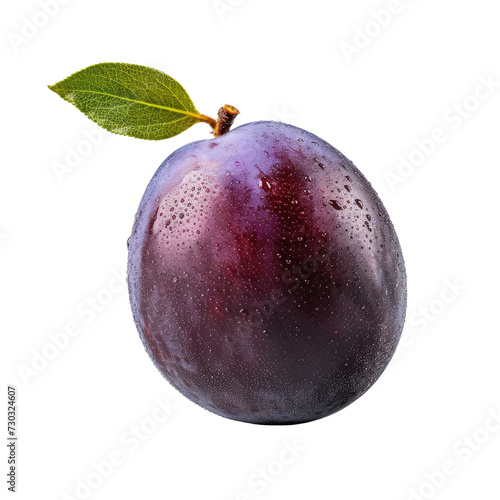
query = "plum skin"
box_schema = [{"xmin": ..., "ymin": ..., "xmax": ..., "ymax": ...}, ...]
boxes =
[{"xmin": 127, "ymin": 121, "xmax": 406, "ymax": 425}]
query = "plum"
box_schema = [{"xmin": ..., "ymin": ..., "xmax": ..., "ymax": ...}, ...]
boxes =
[
  {"xmin": 127, "ymin": 121, "xmax": 406, "ymax": 424},
  {"xmin": 48, "ymin": 64, "xmax": 406, "ymax": 424}
]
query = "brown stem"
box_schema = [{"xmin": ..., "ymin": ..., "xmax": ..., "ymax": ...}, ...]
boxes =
[{"xmin": 213, "ymin": 105, "xmax": 240, "ymax": 137}]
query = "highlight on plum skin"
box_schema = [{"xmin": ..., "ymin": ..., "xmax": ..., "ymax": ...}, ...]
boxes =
[{"xmin": 127, "ymin": 121, "xmax": 407, "ymax": 425}]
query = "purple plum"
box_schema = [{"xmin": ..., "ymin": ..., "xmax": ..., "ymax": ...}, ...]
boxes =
[{"xmin": 127, "ymin": 121, "xmax": 406, "ymax": 424}]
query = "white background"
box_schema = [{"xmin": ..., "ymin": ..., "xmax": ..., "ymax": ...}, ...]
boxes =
[{"xmin": 2, "ymin": 0, "xmax": 500, "ymax": 499}]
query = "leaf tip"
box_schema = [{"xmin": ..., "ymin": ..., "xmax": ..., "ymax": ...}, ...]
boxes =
[{"xmin": 48, "ymin": 83, "xmax": 63, "ymax": 97}]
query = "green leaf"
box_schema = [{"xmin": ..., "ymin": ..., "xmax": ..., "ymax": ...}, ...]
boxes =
[{"xmin": 48, "ymin": 63, "xmax": 215, "ymax": 140}]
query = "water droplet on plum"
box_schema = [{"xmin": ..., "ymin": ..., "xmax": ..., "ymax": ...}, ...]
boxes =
[{"xmin": 259, "ymin": 178, "xmax": 272, "ymax": 192}]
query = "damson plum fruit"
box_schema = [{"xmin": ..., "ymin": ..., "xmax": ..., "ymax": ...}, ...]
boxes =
[
  {"xmin": 50, "ymin": 63, "xmax": 406, "ymax": 424},
  {"xmin": 127, "ymin": 121, "xmax": 407, "ymax": 424}
]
